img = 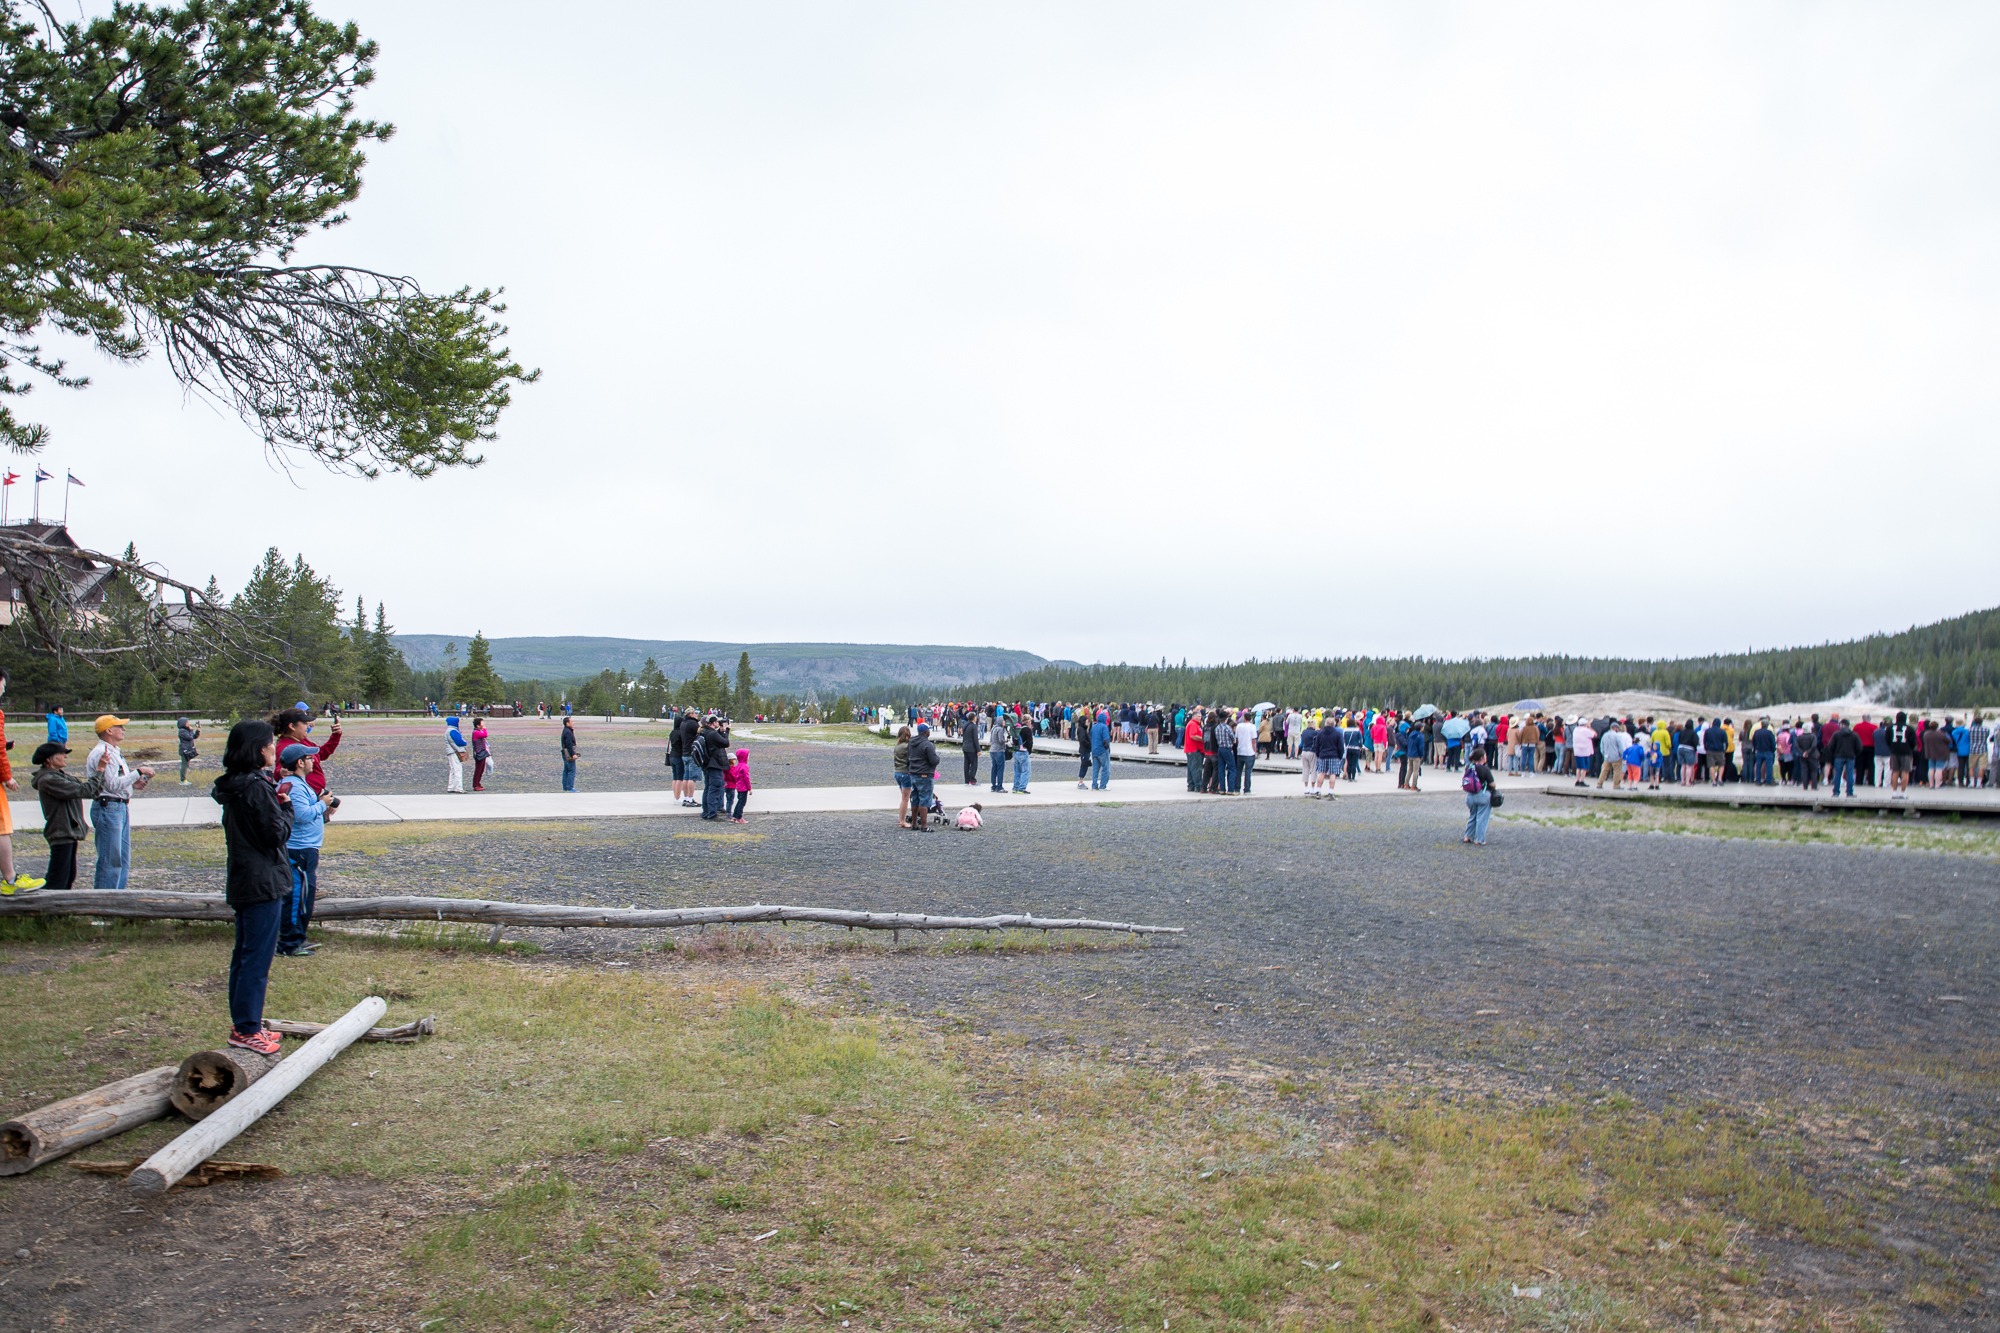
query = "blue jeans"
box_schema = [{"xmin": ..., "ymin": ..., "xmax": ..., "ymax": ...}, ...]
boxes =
[
  {"xmin": 1464, "ymin": 790, "xmax": 1493, "ymax": 843},
  {"xmin": 1219, "ymin": 748, "xmax": 1238, "ymax": 792},
  {"xmin": 990, "ymin": 751, "xmax": 1008, "ymax": 792},
  {"xmin": 281, "ymin": 847, "xmax": 319, "ymax": 953},
  {"xmin": 1012, "ymin": 753, "xmax": 1031, "ymax": 792},
  {"xmin": 1186, "ymin": 749, "xmax": 1202, "ymax": 790},
  {"xmin": 1090, "ymin": 749, "xmax": 1110, "ymax": 789},
  {"xmin": 1751, "ymin": 752, "xmax": 1772, "ymax": 786},
  {"xmin": 701, "ymin": 768, "xmax": 725, "ymax": 818},
  {"xmin": 229, "ymin": 897, "xmax": 283, "ymax": 1035},
  {"xmin": 911, "ymin": 774, "xmax": 934, "ymax": 817},
  {"xmin": 1830, "ymin": 757, "xmax": 1855, "ymax": 796},
  {"xmin": 91, "ymin": 800, "xmax": 131, "ymax": 889},
  {"xmin": 1239, "ymin": 754, "xmax": 1255, "ymax": 793},
  {"xmin": 562, "ymin": 756, "xmax": 576, "ymax": 791}
]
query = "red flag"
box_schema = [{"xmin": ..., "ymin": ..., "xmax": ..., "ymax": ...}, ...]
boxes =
[{"xmin": 1, "ymin": 471, "xmax": 17, "ymax": 486}]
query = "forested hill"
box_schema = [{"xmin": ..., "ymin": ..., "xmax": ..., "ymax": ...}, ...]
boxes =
[
  {"xmin": 966, "ymin": 607, "xmax": 2000, "ymax": 711},
  {"xmin": 394, "ymin": 636, "xmax": 1050, "ymax": 694}
]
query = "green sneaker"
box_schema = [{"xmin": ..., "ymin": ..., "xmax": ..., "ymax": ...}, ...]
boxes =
[{"xmin": 2, "ymin": 875, "xmax": 43, "ymax": 894}]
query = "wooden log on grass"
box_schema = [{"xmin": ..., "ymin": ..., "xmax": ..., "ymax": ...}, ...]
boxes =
[
  {"xmin": 264, "ymin": 1015, "xmax": 436, "ymax": 1044},
  {"xmin": 0, "ymin": 1066, "xmax": 178, "ymax": 1176},
  {"xmin": 128, "ymin": 995, "xmax": 386, "ymax": 1195},
  {"xmin": 170, "ymin": 1046, "xmax": 284, "ymax": 1121},
  {"xmin": 0, "ymin": 891, "xmax": 1183, "ymax": 935}
]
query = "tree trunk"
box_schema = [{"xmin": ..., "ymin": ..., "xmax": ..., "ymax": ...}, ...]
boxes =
[
  {"xmin": 0, "ymin": 1066, "xmax": 178, "ymax": 1176},
  {"xmin": 129, "ymin": 996, "xmax": 387, "ymax": 1195},
  {"xmin": 0, "ymin": 891, "xmax": 1182, "ymax": 936},
  {"xmin": 170, "ymin": 1047, "xmax": 284, "ymax": 1121},
  {"xmin": 264, "ymin": 1015, "xmax": 436, "ymax": 1044}
]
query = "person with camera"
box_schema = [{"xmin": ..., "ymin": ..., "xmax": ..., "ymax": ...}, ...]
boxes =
[{"xmin": 276, "ymin": 742, "xmax": 339, "ymax": 956}]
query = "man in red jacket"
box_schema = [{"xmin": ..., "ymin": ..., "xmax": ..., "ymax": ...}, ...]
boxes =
[{"xmin": 270, "ymin": 705, "xmax": 341, "ymax": 801}]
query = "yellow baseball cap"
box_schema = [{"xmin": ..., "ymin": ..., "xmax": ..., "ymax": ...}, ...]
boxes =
[{"xmin": 94, "ymin": 714, "xmax": 130, "ymax": 735}]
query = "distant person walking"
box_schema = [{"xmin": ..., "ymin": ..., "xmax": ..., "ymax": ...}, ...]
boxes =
[
  {"xmin": 445, "ymin": 715, "xmax": 468, "ymax": 793},
  {"xmin": 86, "ymin": 714, "xmax": 150, "ymax": 889},
  {"xmin": 1012, "ymin": 719, "xmax": 1033, "ymax": 794},
  {"xmin": 45, "ymin": 704, "xmax": 66, "ymax": 747},
  {"xmin": 960, "ymin": 712, "xmax": 981, "ymax": 785},
  {"xmin": 560, "ymin": 717, "xmax": 578, "ymax": 792},
  {"xmin": 1462, "ymin": 745, "xmax": 1496, "ymax": 846},
  {"xmin": 177, "ymin": 716, "xmax": 201, "ymax": 784},
  {"xmin": 1090, "ymin": 710, "xmax": 1112, "ymax": 790},
  {"xmin": 893, "ymin": 724, "xmax": 914, "ymax": 826},
  {"xmin": 471, "ymin": 717, "xmax": 491, "ymax": 791}
]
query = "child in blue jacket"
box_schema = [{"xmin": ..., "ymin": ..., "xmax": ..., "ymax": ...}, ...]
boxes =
[{"xmin": 277, "ymin": 743, "xmax": 339, "ymax": 956}]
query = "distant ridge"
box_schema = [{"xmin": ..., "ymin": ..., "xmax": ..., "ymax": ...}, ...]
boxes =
[{"xmin": 394, "ymin": 636, "xmax": 1052, "ymax": 694}]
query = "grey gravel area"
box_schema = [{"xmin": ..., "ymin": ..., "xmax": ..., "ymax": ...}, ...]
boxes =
[
  {"xmin": 130, "ymin": 720, "xmax": 1165, "ymax": 797},
  {"xmin": 128, "ymin": 789, "xmax": 2000, "ymax": 1318}
]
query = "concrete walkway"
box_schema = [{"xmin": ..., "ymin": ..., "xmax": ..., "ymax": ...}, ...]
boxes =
[{"xmin": 32, "ymin": 764, "xmax": 1541, "ymax": 829}]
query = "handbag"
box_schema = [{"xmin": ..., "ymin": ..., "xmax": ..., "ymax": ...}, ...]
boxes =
[{"xmin": 1489, "ymin": 789, "xmax": 1505, "ymax": 809}]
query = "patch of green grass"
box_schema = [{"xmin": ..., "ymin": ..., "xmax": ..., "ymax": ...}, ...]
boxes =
[
  {"xmin": 1509, "ymin": 802, "xmax": 2000, "ymax": 857},
  {"xmin": 0, "ymin": 923, "xmax": 1883, "ymax": 1332}
]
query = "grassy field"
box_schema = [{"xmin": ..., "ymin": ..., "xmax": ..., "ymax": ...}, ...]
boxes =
[
  {"xmin": 0, "ymin": 919, "xmax": 1893, "ymax": 1331},
  {"xmin": 1505, "ymin": 800, "xmax": 2000, "ymax": 857}
]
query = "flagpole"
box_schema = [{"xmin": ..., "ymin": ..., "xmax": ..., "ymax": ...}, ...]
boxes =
[
  {"xmin": 62, "ymin": 475, "xmax": 70, "ymax": 526},
  {"xmin": 31, "ymin": 474, "xmax": 39, "ymax": 523}
]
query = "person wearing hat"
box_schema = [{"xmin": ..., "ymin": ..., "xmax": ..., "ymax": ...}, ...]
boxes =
[
  {"xmin": 85, "ymin": 713, "xmax": 152, "ymax": 889},
  {"xmin": 0, "ymin": 667, "xmax": 46, "ymax": 892},
  {"xmin": 276, "ymin": 742, "xmax": 338, "ymax": 955},
  {"xmin": 29, "ymin": 739, "xmax": 112, "ymax": 893},
  {"xmin": 270, "ymin": 705, "xmax": 340, "ymax": 802}
]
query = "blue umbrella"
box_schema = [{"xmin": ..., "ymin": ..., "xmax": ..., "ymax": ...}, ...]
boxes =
[
  {"xmin": 1515, "ymin": 699, "xmax": 1548, "ymax": 712},
  {"xmin": 1440, "ymin": 716, "xmax": 1471, "ymax": 740},
  {"xmin": 1411, "ymin": 704, "xmax": 1441, "ymax": 720}
]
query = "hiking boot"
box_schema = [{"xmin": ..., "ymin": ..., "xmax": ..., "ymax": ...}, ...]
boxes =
[{"xmin": 227, "ymin": 1028, "xmax": 282, "ymax": 1056}]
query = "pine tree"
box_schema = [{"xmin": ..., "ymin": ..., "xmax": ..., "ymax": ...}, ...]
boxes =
[
  {"xmin": 733, "ymin": 651, "xmax": 758, "ymax": 718},
  {"xmin": 361, "ymin": 602, "xmax": 401, "ymax": 704},
  {"xmin": 453, "ymin": 632, "xmax": 503, "ymax": 705},
  {"xmin": 634, "ymin": 656, "xmax": 670, "ymax": 715}
]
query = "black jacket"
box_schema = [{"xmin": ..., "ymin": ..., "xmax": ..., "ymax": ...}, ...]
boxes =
[
  {"xmin": 699, "ymin": 724, "xmax": 730, "ymax": 770},
  {"xmin": 908, "ymin": 734, "xmax": 941, "ymax": 778},
  {"xmin": 1827, "ymin": 728, "xmax": 1863, "ymax": 762},
  {"xmin": 212, "ymin": 771, "xmax": 293, "ymax": 907}
]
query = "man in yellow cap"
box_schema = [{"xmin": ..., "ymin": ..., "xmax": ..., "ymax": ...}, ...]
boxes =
[
  {"xmin": 0, "ymin": 667, "xmax": 45, "ymax": 893},
  {"xmin": 85, "ymin": 714, "xmax": 153, "ymax": 889}
]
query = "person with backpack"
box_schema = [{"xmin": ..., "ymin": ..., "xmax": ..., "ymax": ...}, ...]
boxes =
[
  {"xmin": 697, "ymin": 714, "xmax": 730, "ymax": 819},
  {"xmin": 1089, "ymin": 709, "xmax": 1113, "ymax": 790},
  {"xmin": 1462, "ymin": 745, "xmax": 1497, "ymax": 845},
  {"xmin": 445, "ymin": 714, "xmax": 468, "ymax": 793},
  {"xmin": 907, "ymin": 723, "xmax": 941, "ymax": 828}
]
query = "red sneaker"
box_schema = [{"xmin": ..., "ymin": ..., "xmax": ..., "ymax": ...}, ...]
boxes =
[{"xmin": 227, "ymin": 1028, "xmax": 282, "ymax": 1056}]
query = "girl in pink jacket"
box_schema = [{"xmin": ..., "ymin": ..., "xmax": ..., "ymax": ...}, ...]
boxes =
[{"xmin": 724, "ymin": 749, "xmax": 751, "ymax": 823}]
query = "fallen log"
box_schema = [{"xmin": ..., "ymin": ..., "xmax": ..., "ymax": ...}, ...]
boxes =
[
  {"xmin": 71, "ymin": 1158, "xmax": 284, "ymax": 1186},
  {"xmin": 0, "ymin": 891, "xmax": 1183, "ymax": 935},
  {"xmin": 0, "ymin": 1066, "xmax": 178, "ymax": 1176},
  {"xmin": 170, "ymin": 1046, "xmax": 284, "ymax": 1121},
  {"xmin": 265, "ymin": 1015, "xmax": 436, "ymax": 1044},
  {"xmin": 128, "ymin": 995, "xmax": 386, "ymax": 1196}
]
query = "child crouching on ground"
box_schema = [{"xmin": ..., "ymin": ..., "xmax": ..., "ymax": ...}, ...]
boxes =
[
  {"xmin": 956, "ymin": 802, "xmax": 983, "ymax": 830},
  {"xmin": 724, "ymin": 748, "xmax": 751, "ymax": 823},
  {"xmin": 277, "ymin": 743, "xmax": 338, "ymax": 957},
  {"xmin": 28, "ymin": 740, "xmax": 111, "ymax": 891}
]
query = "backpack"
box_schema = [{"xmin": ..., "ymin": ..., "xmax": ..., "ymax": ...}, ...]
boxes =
[{"xmin": 1462, "ymin": 764, "xmax": 1483, "ymax": 793}]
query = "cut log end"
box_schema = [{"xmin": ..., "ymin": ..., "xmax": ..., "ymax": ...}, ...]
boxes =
[
  {"xmin": 171, "ymin": 1048, "xmax": 282, "ymax": 1121},
  {"xmin": 1, "ymin": 1124, "xmax": 37, "ymax": 1172}
]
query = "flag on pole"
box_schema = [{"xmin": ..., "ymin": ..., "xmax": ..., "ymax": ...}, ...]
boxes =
[
  {"xmin": 1, "ymin": 471, "xmax": 17, "ymax": 486},
  {"xmin": 32, "ymin": 467, "xmax": 51, "ymax": 482},
  {"xmin": 66, "ymin": 471, "xmax": 83, "ymax": 487}
]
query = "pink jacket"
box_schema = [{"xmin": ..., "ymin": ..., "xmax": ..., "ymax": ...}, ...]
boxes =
[{"xmin": 725, "ymin": 752, "xmax": 751, "ymax": 792}]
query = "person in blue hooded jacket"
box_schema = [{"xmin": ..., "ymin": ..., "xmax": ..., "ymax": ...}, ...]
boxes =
[
  {"xmin": 277, "ymin": 743, "xmax": 338, "ymax": 955},
  {"xmin": 1089, "ymin": 710, "xmax": 1112, "ymax": 790},
  {"xmin": 445, "ymin": 715, "xmax": 467, "ymax": 793}
]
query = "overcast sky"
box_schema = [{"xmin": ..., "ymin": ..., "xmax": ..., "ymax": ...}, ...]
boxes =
[{"xmin": 24, "ymin": 1, "xmax": 2000, "ymax": 665}]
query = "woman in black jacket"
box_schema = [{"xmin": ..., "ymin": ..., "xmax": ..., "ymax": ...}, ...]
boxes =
[{"xmin": 212, "ymin": 719, "xmax": 293, "ymax": 1056}]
